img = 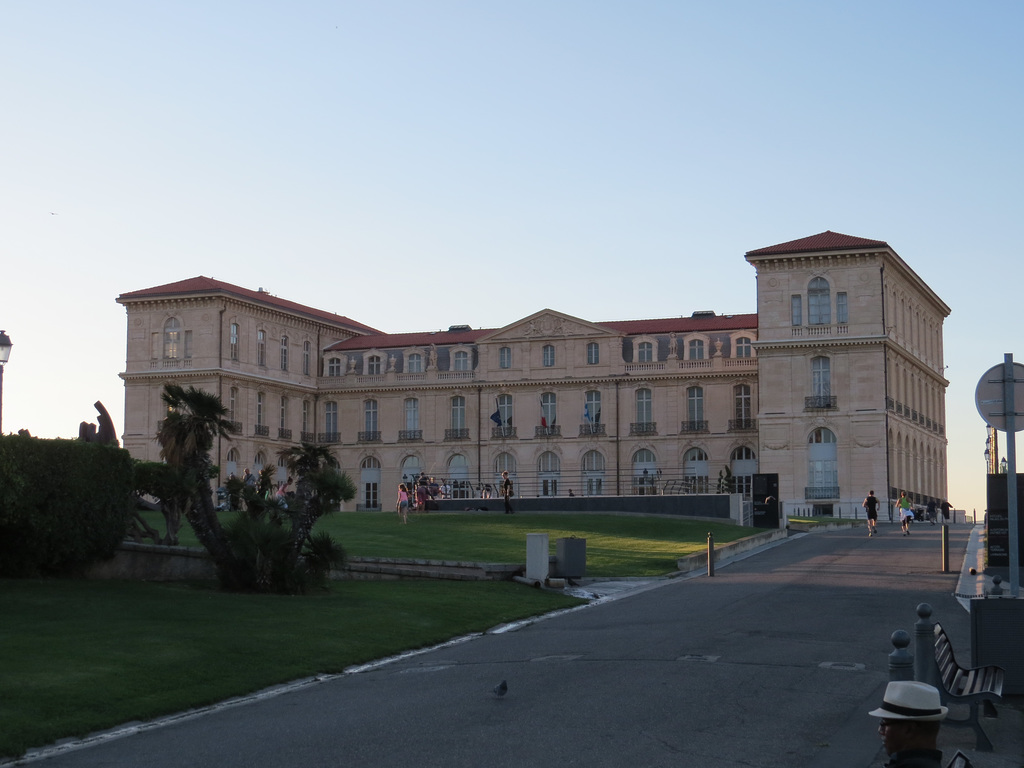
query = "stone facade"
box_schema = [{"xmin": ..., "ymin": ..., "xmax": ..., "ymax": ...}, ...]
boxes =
[{"xmin": 117, "ymin": 231, "xmax": 950, "ymax": 517}]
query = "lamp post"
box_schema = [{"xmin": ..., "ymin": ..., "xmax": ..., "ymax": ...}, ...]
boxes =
[
  {"xmin": 0, "ymin": 330, "xmax": 12, "ymax": 434},
  {"xmin": 985, "ymin": 446, "xmax": 991, "ymax": 473}
]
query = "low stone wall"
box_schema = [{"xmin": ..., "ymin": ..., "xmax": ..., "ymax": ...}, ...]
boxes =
[
  {"xmin": 676, "ymin": 529, "xmax": 788, "ymax": 574},
  {"xmin": 85, "ymin": 543, "xmax": 522, "ymax": 583}
]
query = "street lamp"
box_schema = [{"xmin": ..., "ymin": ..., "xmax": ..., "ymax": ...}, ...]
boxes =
[
  {"xmin": 985, "ymin": 447, "xmax": 992, "ymax": 472},
  {"xmin": 0, "ymin": 330, "xmax": 12, "ymax": 434}
]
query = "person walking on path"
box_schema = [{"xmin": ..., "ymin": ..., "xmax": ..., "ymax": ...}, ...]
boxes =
[
  {"xmin": 868, "ymin": 681, "xmax": 947, "ymax": 768},
  {"xmin": 863, "ymin": 490, "xmax": 879, "ymax": 536},
  {"xmin": 898, "ymin": 491, "xmax": 914, "ymax": 535},
  {"xmin": 925, "ymin": 499, "xmax": 938, "ymax": 525},
  {"xmin": 396, "ymin": 483, "xmax": 410, "ymax": 523},
  {"xmin": 940, "ymin": 499, "xmax": 953, "ymax": 524},
  {"xmin": 501, "ymin": 470, "xmax": 514, "ymax": 514}
]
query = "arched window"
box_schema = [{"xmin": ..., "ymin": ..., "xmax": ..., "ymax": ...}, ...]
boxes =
[
  {"xmin": 361, "ymin": 456, "xmax": 381, "ymax": 510},
  {"xmin": 730, "ymin": 446, "xmax": 757, "ymax": 498},
  {"xmin": 538, "ymin": 451, "xmax": 560, "ymax": 496},
  {"xmin": 808, "ymin": 428, "xmax": 838, "ymax": 499},
  {"xmin": 683, "ymin": 447, "xmax": 709, "ymax": 493},
  {"xmin": 632, "ymin": 448, "xmax": 657, "ymax": 495},
  {"xmin": 581, "ymin": 450, "xmax": 605, "ymax": 496},
  {"xmin": 163, "ymin": 317, "xmax": 181, "ymax": 359},
  {"xmin": 808, "ymin": 277, "xmax": 831, "ymax": 325},
  {"xmin": 448, "ymin": 454, "xmax": 471, "ymax": 498}
]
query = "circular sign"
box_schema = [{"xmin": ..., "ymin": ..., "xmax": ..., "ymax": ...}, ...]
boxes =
[{"xmin": 975, "ymin": 362, "xmax": 1024, "ymax": 432}]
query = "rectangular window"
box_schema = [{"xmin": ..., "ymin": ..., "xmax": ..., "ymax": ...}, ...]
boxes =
[
  {"xmin": 454, "ymin": 350, "xmax": 470, "ymax": 370},
  {"xmin": 587, "ymin": 342, "xmax": 599, "ymax": 365},
  {"xmin": 280, "ymin": 397, "xmax": 287, "ymax": 429},
  {"xmin": 687, "ymin": 387, "xmax": 704, "ymax": 422},
  {"xmin": 280, "ymin": 337, "xmax": 288, "ymax": 371},
  {"xmin": 303, "ymin": 341, "xmax": 311, "ymax": 375},
  {"xmin": 542, "ymin": 344, "xmax": 555, "ymax": 367},
  {"xmin": 451, "ymin": 396, "xmax": 466, "ymax": 430},
  {"xmin": 791, "ymin": 295, "xmax": 802, "ymax": 326},
  {"xmin": 364, "ymin": 400, "xmax": 378, "ymax": 432},
  {"xmin": 257, "ymin": 331, "xmax": 266, "ymax": 367},
  {"xmin": 499, "ymin": 347, "xmax": 512, "ymax": 369},
  {"xmin": 302, "ymin": 401, "xmax": 309, "ymax": 432},
  {"xmin": 836, "ymin": 292, "xmax": 848, "ymax": 324},
  {"xmin": 405, "ymin": 398, "xmax": 419, "ymax": 430},
  {"xmin": 184, "ymin": 330, "xmax": 193, "ymax": 359},
  {"xmin": 367, "ymin": 355, "xmax": 381, "ymax": 375},
  {"xmin": 256, "ymin": 392, "xmax": 264, "ymax": 426},
  {"xmin": 324, "ymin": 402, "xmax": 338, "ymax": 434},
  {"xmin": 689, "ymin": 340, "xmax": 704, "ymax": 360},
  {"xmin": 230, "ymin": 323, "xmax": 239, "ymax": 361},
  {"xmin": 407, "ymin": 353, "xmax": 423, "ymax": 373}
]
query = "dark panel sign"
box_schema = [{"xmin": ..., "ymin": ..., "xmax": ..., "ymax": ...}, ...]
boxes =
[
  {"xmin": 752, "ymin": 473, "xmax": 780, "ymax": 529},
  {"xmin": 986, "ymin": 473, "xmax": 1024, "ymax": 567}
]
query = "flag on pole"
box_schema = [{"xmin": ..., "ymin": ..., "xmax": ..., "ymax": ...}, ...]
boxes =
[
  {"xmin": 584, "ymin": 403, "xmax": 592, "ymax": 423},
  {"xmin": 540, "ymin": 398, "xmax": 547, "ymax": 428},
  {"xmin": 490, "ymin": 409, "xmax": 502, "ymax": 425}
]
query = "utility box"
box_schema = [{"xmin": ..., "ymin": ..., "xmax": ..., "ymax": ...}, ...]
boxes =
[
  {"xmin": 525, "ymin": 533, "xmax": 550, "ymax": 581},
  {"xmin": 555, "ymin": 537, "xmax": 586, "ymax": 579},
  {"xmin": 971, "ymin": 597, "xmax": 1024, "ymax": 694}
]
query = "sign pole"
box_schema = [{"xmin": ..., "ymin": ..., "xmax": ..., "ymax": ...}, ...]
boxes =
[{"xmin": 1004, "ymin": 354, "xmax": 1020, "ymax": 597}]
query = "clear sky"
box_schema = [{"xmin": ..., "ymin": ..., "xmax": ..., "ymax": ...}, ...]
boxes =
[{"xmin": 2, "ymin": 1, "xmax": 1021, "ymax": 515}]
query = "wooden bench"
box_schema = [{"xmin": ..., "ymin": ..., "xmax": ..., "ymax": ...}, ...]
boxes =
[
  {"xmin": 933, "ymin": 622, "xmax": 1004, "ymax": 751},
  {"xmin": 945, "ymin": 750, "xmax": 973, "ymax": 768}
]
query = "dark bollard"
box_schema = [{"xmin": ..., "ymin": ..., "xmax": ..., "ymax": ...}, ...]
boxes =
[
  {"xmin": 941, "ymin": 525, "xmax": 950, "ymax": 573},
  {"xmin": 988, "ymin": 575, "xmax": 1004, "ymax": 597},
  {"xmin": 889, "ymin": 629, "xmax": 914, "ymax": 681},
  {"xmin": 914, "ymin": 603, "xmax": 939, "ymax": 687},
  {"xmin": 707, "ymin": 532, "xmax": 715, "ymax": 577}
]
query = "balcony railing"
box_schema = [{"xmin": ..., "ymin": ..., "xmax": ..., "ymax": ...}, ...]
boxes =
[
  {"xmin": 804, "ymin": 396, "xmax": 837, "ymax": 410},
  {"xmin": 805, "ymin": 486, "xmax": 840, "ymax": 500},
  {"xmin": 680, "ymin": 420, "xmax": 708, "ymax": 433},
  {"xmin": 728, "ymin": 418, "xmax": 757, "ymax": 431},
  {"xmin": 254, "ymin": 424, "xmax": 270, "ymax": 437},
  {"xmin": 277, "ymin": 428, "xmax": 292, "ymax": 440},
  {"xmin": 358, "ymin": 431, "xmax": 381, "ymax": 443},
  {"xmin": 492, "ymin": 426, "xmax": 517, "ymax": 439},
  {"xmin": 398, "ymin": 429, "xmax": 423, "ymax": 442},
  {"xmin": 579, "ymin": 423, "xmax": 606, "ymax": 436},
  {"xmin": 630, "ymin": 421, "xmax": 658, "ymax": 436},
  {"xmin": 445, "ymin": 428, "xmax": 471, "ymax": 440},
  {"xmin": 300, "ymin": 431, "xmax": 315, "ymax": 443},
  {"xmin": 318, "ymin": 432, "xmax": 341, "ymax": 444},
  {"xmin": 228, "ymin": 420, "xmax": 242, "ymax": 434},
  {"xmin": 534, "ymin": 425, "xmax": 561, "ymax": 438}
]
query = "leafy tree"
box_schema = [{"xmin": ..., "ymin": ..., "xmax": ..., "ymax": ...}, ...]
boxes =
[
  {"xmin": 156, "ymin": 384, "xmax": 245, "ymax": 588},
  {"xmin": 156, "ymin": 387, "xmax": 353, "ymax": 593},
  {"xmin": 132, "ymin": 461, "xmax": 192, "ymax": 545}
]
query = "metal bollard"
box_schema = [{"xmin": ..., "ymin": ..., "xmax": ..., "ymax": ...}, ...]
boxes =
[
  {"xmin": 707, "ymin": 532, "xmax": 715, "ymax": 577},
  {"xmin": 914, "ymin": 603, "xmax": 939, "ymax": 687},
  {"xmin": 889, "ymin": 629, "xmax": 914, "ymax": 681},
  {"xmin": 941, "ymin": 525, "xmax": 949, "ymax": 573}
]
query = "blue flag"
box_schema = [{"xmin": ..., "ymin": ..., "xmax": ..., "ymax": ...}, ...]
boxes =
[{"xmin": 490, "ymin": 409, "xmax": 502, "ymax": 425}]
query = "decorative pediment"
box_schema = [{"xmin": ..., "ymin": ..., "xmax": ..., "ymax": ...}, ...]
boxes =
[{"xmin": 480, "ymin": 309, "xmax": 616, "ymax": 342}]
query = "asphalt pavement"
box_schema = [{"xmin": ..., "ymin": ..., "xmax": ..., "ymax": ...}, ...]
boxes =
[{"xmin": 13, "ymin": 519, "xmax": 1023, "ymax": 768}]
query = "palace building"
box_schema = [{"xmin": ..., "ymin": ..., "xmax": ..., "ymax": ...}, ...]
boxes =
[{"xmin": 117, "ymin": 231, "xmax": 950, "ymax": 517}]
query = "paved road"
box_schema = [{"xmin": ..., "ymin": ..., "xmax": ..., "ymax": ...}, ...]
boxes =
[{"xmin": 19, "ymin": 523, "xmax": 1021, "ymax": 768}]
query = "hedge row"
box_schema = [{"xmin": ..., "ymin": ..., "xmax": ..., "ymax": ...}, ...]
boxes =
[{"xmin": 0, "ymin": 435, "xmax": 134, "ymax": 577}]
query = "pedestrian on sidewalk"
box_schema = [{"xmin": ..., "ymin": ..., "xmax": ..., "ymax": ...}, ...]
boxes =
[
  {"xmin": 501, "ymin": 470, "xmax": 514, "ymax": 514},
  {"xmin": 868, "ymin": 680, "xmax": 947, "ymax": 768},
  {"xmin": 898, "ymin": 492, "xmax": 914, "ymax": 535},
  {"xmin": 863, "ymin": 490, "xmax": 879, "ymax": 536},
  {"xmin": 396, "ymin": 483, "xmax": 410, "ymax": 523}
]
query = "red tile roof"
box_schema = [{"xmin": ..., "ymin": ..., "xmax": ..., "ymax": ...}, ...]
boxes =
[
  {"xmin": 325, "ymin": 313, "xmax": 757, "ymax": 351},
  {"xmin": 746, "ymin": 231, "xmax": 888, "ymax": 257},
  {"xmin": 117, "ymin": 276, "xmax": 381, "ymax": 335}
]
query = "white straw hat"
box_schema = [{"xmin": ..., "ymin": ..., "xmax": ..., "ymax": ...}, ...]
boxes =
[{"xmin": 868, "ymin": 681, "xmax": 948, "ymax": 721}]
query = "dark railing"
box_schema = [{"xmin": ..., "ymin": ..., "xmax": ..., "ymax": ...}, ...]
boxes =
[
  {"xmin": 301, "ymin": 431, "xmax": 315, "ymax": 443},
  {"xmin": 254, "ymin": 424, "xmax": 270, "ymax": 437},
  {"xmin": 579, "ymin": 423, "xmax": 606, "ymax": 436},
  {"xmin": 277, "ymin": 428, "xmax": 292, "ymax": 440},
  {"xmin": 399, "ymin": 429, "xmax": 423, "ymax": 441},
  {"xmin": 680, "ymin": 420, "xmax": 708, "ymax": 433},
  {"xmin": 492, "ymin": 426, "xmax": 517, "ymax": 439},
  {"xmin": 228, "ymin": 420, "xmax": 242, "ymax": 434},
  {"xmin": 728, "ymin": 418, "xmax": 757, "ymax": 431},
  {"xmin": 805, "ymin": 486, "xmax": 840, "ymax": 500},
  {"xmin": 534, "ymin": 425, "xmax": 561, "ymax": 438},
  {"xmin": 358, "ymin": 431, "xmax": 381, "ymax": 442},
  {"xmin": 445, "ymin": 428, "xmax": 470, "ymax": 440},
  {"xmin": 318, "ymin": 432, "xmax": 341, "ymax": 444},
  {"xmin": 630, "ymin": 422, "xmax": 657, "ymax": 436},
  {"xmin": 804, "ymin": 396, "xmax": 837, "ymax": 410}
]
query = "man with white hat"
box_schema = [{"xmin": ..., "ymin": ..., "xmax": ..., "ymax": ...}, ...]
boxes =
[{"xmin": 868, "ymin": 681, "xmax": 948, "ymax": 768}]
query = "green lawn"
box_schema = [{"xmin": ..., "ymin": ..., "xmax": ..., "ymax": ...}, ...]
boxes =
[
  {"xmin": 142, "ymin": 509, "xmax": 753, "ymax": 578},
  {"xmin": 4, "ymin": 511, "xmax": 754, "ymax": 759}
]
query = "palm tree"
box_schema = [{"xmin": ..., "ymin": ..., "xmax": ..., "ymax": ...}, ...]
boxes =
[{"xmin": 156, "ymin": 384, "xmax": 242, "ymax": 584}]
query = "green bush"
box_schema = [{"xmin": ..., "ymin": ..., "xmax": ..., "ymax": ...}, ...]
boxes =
[{"xmin": 0, "ymin": 435, "xmax": 133, "ymax": 577}]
